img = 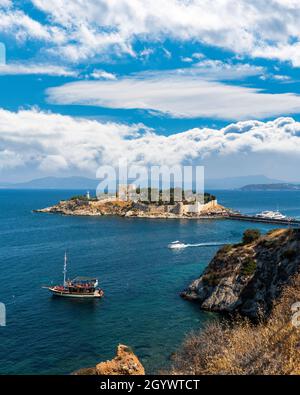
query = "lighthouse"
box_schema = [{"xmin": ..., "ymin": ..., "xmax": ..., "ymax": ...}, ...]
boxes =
[{"xmin": 86, "ymin": 190, "xmax": 90, "ymax": 200}]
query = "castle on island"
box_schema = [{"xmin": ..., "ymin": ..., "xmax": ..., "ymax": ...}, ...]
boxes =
[{"xmin": 95, "ymin": 184, "xmax": 220, "ymax": 216}]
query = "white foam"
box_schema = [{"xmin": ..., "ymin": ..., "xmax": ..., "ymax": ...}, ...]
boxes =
[{"xmin": 168, "ymin": 241, "xmax": 226, "ymax": 249}]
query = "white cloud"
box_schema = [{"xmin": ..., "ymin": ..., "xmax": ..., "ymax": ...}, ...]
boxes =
[
  {"xmin": 273, "ymin": 74, "xmax": 291, "ymax": 81},
  {"xmin": 0, "ymin": 108, "xmax": 145, "ymax": 172},
  {"xmin": 192, "ymin": 60, "xmax": 263, "ymax": 80},
  {"xmin": 89, "ymin": 69, "xmax": 116, "ymax": 80},
  {"xmin": 192, "ymin": 53, "xmax": 205, "ymax": 60},
  {"xmin": 139, "ymin": 48, "xmax": 155, "ymax": 59},
  {"xmin": 0, "ymin": 63, "xmax": 77, "ymax": 76},
  {"xmin": 0, "ymin": 0, "xmax": 11, "ymax": 7},
  {"xmin": 47, "ymin": 68, "xmax": 300, "ymax": 120},
  {"xmin": 181, "ymin": 57, "xmax": 193, "ymax": 63},
  {"xmin": 0, "ymin": 1, "xmax": 299, "ymax": 65},
  {"xmin": 1, "ymin": 108, "xmax": 300, "ymax": 181}
]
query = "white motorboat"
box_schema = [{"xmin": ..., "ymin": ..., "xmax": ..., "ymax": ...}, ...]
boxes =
[{"xmin": 168, "ymin": 241, "xmax": 187, "ymax": 249}]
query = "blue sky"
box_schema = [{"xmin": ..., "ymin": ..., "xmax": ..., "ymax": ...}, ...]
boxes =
[{"xmin": 2, "ymin": 0, "xmax": 300, "ymax": 182}]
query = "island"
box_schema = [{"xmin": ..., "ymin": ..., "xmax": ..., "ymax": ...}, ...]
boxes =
[
  {"xmin": 35, "ymin": 187, "xmax": 230, "ymax": 219},
  {"xmin": 240, "ymin": 183, "xmax": 300, "ymax": 191}
]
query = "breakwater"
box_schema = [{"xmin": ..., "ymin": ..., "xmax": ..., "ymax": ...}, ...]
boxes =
[{"xmin": 227, "ymin": 213, "xmax": 300, "ymax": 226}]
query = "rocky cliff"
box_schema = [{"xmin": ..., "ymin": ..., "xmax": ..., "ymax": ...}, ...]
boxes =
[
  {"xmin": 73, "ymin": 344, "xmax": 145, "ymax": 375},
  {"xmin": 182, "ymin": 228, "xmax": 300, "ymax": 318}
]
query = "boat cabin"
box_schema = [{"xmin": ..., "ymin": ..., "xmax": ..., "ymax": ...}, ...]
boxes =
[{"xmin": 66, "ymin": 276, "xmax": 99, "ymax": 293}]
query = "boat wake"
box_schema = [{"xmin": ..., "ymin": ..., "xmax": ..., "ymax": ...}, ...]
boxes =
[{"xmin": 168, "ymin": 241, "xmax": 226, "ymax": 249}]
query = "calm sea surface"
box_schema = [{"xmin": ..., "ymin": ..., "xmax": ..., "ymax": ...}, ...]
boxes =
[{"xmin": 1, "ymin": 189, "xmax": 300, "ymax": 374}]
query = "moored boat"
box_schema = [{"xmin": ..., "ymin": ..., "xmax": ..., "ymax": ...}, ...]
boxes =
[
  {"xmin": 255, "ymin": 210, "xmax": 293, "ymax": 221},
  {"xmin": 44, "ymin": 253, "xmax": 104, "ymax": 298}
]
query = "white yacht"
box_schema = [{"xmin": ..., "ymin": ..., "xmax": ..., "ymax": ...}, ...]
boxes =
[{"xmin": 255, "ymin": 210, "xmax": 288, "ymax": 220}]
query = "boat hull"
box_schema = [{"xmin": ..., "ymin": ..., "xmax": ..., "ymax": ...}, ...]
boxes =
[{"xmin": 48, "ymin": 287, "xmax": 104, "ymax": 298}]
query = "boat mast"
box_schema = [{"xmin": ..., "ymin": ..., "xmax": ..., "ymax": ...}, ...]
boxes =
[{"xmin": 63, "ymin": 252, "xmax": 67, "ymax": 287}]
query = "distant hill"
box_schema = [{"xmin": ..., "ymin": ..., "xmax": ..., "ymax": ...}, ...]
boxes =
[
  {"xmin": 240, "ymin": 183, "xmax": 300, "ymax": 191},
  {"xmin": 0, "ymin": 176, "xmax": 99, "ymax": 190},
  {"xmin": 0, "ymin": 174, "xmax": 289, "ymax": 190},
  {"xmin": 205, "ymin": 175, "xmax": 283, "ymax": 190}
]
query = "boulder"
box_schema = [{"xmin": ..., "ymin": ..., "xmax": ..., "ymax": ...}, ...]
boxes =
[
  {"xmin": 96, "ymin": 345, "xmax": 145, "ymax": 375},
  {"xmin": 73, "ymin": 344, "xmax": 145, "ymax": 375}
]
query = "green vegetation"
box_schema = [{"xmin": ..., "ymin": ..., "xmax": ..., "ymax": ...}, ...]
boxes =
[
  {"xmin": 219, "ymin": 244, "xmax": 233, "ymax": 254},
  {"xmin": 202, "ymin": 273, "xmax": 220, "ymax": 287},
  {"xmin": 70, "ymin": 195, "xmax": 89, "ymax": 201},
  {"xmin": 241, "ymin": 258, "xmax": 257, "ymax": 276},
  {"xmin": 204, "ymin": 192, "xmax": 216, "ymax": 203},
  {"xmin": 242, "ymin": 229, "xmax": 261, "ymax": 244}
]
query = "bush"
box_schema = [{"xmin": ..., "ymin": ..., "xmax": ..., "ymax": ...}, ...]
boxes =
[
  {"xmin": 219, "ymin": 244, "xmax": 233, "ymax": 254},
  {"xmin": 70, "ymin": 195, "xmax": 89, "ymax": 201},
  {"xmin": 167, "ymin": 275, "xmax": 300, "ymax": 375},
  {"xmin": 202, "ymin": 273, "xmax": 220, "ymax": 287},
  {"xmin": 241, "ymin": 258, "xmax": 257, "ymax": 276},
  {"xmin": 204, "ymin": 192, "xmax": 216, "ymax": 203},
  {"xmin": 242, "ymin": 229, "xmax": 261, "ymax": 244},
  {"xmin": 282, "ymin": 249, "xmax": 297, "ymax": 261}
]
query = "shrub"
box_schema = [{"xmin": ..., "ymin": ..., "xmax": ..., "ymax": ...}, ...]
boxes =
[
  {"xmin": 282, "ymin": 249, "xmax": 297, "ymax": 261},
  {"xmin": 202, "ymin": 273, "xmax": 220, "ymax": 287},
  {"xmin": 70, "ymin": 195, "xmax": 89, "ymax": 201},
  {"xmin": 204, "ymin": 193, "xmax": 216, "ymax": 203},
  {"xmin": 241, "ymin": 258, "xmax": 257, "ymax": 276},
  {"xmin": 219, "ymin": 244, "xmax": 233, "ymax": 254},
  {"xmin": 167, "ymin": 274, "xmax": 300, "ymax": 375},
  {"xmin": 242, "ymin": 229, "xmax": 261, "ymax": 244}
]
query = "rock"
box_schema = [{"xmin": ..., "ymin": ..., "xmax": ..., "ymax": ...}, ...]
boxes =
[
  {"xmin": 72, "ymin": 367, "xmax": 97, "ymax": 375},
  {"xmin": 73, "ymin": 344, "xmax": 145, "ymax": 375},
  {"xmin": 96, "ymin": 345, "xmax": 145, "ymax": 375},
  {"xmin": 182, "ymin": 228, "xmax": 300, "ymax": 319}
]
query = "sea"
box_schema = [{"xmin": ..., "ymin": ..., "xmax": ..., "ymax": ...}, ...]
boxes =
[{"xmin": 1, "ymin": 189, "xmax": 300, "ymax": 374}]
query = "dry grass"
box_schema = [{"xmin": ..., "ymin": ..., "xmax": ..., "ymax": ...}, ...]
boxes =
[{"xmin": 169, "ymin": 275, "xmax": 300, "ymax": 375}]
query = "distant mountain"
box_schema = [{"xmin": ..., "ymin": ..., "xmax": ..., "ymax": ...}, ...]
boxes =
[
  {"xmin": 205, "ymin": 175, "xmax": 284, "ymax": 190},
  {"xmin": 0, "ymin": 176, "xmax": 99, "ymax": 190},
  {"xmin": 240, "ymin": 183, "xmax": 300, "ymax": 191},
  {"xmin": 0, "ymin": 174, "xmax": 290, "ymax": 191}
]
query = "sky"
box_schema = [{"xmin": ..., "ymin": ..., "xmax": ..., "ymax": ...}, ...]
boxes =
[{"xmin": 2, "ymin": 0, "xmax": 300, "ymax": 182}]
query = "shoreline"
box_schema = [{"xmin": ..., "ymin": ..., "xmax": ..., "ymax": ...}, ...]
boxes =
[{"xmin": 34, "ymin": 209, "xmax": 230, "ymax": 220}]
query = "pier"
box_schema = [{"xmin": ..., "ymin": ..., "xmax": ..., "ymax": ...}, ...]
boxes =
[{"xmin": 227, "ymin": 213, "xmax": 300, "ymax": 226}]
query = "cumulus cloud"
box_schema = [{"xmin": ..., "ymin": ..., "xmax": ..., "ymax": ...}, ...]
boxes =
[
  {"xmin": 0, "ymin": 63, "xmax": 77, "ymax": 76},
  {"xmin": 1, "ymin": 108, "xmax": 300, "ymax": 181},
  {"xmin": 0, "ymin": 1, "xmax": 299, "ymax": 65},
  {"xmin": 47, "ymin": 69, "xmax": 300, "ymax": 120}
]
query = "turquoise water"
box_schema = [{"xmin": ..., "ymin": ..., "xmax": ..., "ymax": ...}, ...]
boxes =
[{"xmin": 0, "ymin": 189, "xmax": 300, "ymax": 374}]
